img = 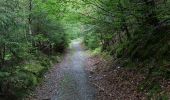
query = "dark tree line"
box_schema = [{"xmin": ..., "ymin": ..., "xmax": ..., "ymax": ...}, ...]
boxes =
[{"xmin": 82, "ymin": 0, "xmax": 170, "ymax": 98}]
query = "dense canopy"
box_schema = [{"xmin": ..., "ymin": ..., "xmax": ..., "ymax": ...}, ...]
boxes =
[{"xmin": 0, "ymin": 0, "xmax": 169, "ymax": 99}]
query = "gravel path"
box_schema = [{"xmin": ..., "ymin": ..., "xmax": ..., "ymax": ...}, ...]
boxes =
[{"xmin": 30, "ymin": 40, "xmax": 96, "ymax": 100}]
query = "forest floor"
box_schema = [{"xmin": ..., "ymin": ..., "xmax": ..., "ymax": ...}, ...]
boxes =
[
  {"xmin": 86, "ymin": 55, "xmax": 147, "ymax": 100},
  {"xmin": 27, "ymin": 39, "xmax": 96, "ymax": 100},
  {"xmin": 86, "ymin": 55, "xmax": 170, "ymax": 100}
]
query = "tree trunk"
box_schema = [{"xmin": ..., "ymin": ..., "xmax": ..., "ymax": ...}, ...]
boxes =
[
  {"xmin": 28, "ymin": 0, "xmax": 32, "ymax": 35},
  {"xmin": 0, "ymin": 45, "xmax": 6, "ymax": 68}
]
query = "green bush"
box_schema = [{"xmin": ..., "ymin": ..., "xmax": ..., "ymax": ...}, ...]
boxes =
[{"xmin": 84, "ymin": 32, "xmax": 100, "ymax": 50}]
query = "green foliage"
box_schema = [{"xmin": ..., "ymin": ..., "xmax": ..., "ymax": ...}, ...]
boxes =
[
  {"xmin": 0, "ymin": 0, "xmax": 68, "ymax": 99},
  {"xmin": 31, "ymin": 0, "xmax": 68, "ymax": 53},
  {"xmin": 0, "ymin": 68, "xmax": 40, "ymax": 98},
  {"xmin": 0, "ymin": 53, "xmax": 59, "ymax": 99},
  {"xmin": 91, "ymin": 47, "xmax": 102, "ymax": 55},
  {"xmin": 84, "ymin": 32, "xmax": 100, "ymax": 49},
  {"xmin": 0, "ymin": 72, "xmax": 10, "ymax": 78},
  {"xmin": 80, "ymin": 0, "xmax": 170, "ymax": 98},
  {"xmin": 0, "ymin": 0, "xmax": 169, "ymax": 99}
]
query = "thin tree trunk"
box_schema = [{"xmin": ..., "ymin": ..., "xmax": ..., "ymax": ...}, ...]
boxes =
[
  {"xmin": 28, "ymin": 0, "xmax": 32, "ymax": 35},
  {"xmin": 1, "ymin": 45, "xmax": 6, "ymax": 68}
]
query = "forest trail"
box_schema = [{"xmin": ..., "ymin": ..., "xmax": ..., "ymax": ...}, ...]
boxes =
[{"xmin": 31, "ymin": 39, "xmax": 96, "ymax": 100}]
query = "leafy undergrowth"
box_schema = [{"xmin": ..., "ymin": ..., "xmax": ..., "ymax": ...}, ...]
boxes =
[
  {"xmin": 86, "ymin": 54, "xmax": 170, "ymax": 100},
  {"xmin": 0, "ymin": 53, "xmax": 61, "ymax": 100}
]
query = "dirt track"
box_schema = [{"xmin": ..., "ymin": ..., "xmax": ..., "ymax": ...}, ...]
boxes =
[{"xmin": 30, "ymin": 40, "xmax": 96, "ymax": 100}]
